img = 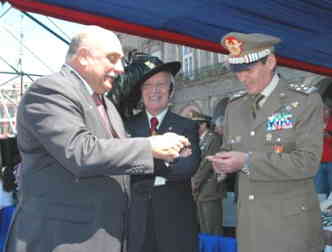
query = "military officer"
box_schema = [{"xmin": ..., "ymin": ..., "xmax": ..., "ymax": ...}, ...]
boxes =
[
  {"xmin": 191, "ymin": 112, "xmax": 224, "ymax": 235},
  {"xmin": 207, "ymin": 32, "xmax": 324, "ymax": 252}
]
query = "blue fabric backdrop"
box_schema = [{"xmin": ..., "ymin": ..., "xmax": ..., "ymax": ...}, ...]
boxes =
[{"xmin": 6, "ymin": 0, "xmax": 332, "ymax": 75}]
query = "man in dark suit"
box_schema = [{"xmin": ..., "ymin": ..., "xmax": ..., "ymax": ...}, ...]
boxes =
[
  {"xmin": 5, "ymin": 25, "xmax": 190, "ymax": 252},
  {"xmin": 126, "ymin": 56, "xmax": 200, "ymax": 252}
]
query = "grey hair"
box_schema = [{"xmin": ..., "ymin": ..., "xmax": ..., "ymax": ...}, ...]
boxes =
[{"xmin": 65, "ymin": 33, "xmax": 85, "ymax": 62}]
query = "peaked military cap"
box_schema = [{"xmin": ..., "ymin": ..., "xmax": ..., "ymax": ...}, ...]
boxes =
[
  {"xmin": 221, "ymin": 32, "xmax": 281, "ymax": 72},
  {"xmin": 190, "ymin": 111, "xmax": 211, "ymax": 122}
]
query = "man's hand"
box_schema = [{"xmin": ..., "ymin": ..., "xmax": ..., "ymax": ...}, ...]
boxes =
[
  {"xmin": 149, "ymin": 132, "xmax": 191, "ymax": 162},
  {"xmin": 206, "ymin": 151, "xmax": 246, "ymax": 174}
]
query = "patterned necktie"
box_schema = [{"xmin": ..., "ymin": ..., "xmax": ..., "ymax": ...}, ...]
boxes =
[
  {"xmin": 149, "ymin": 117, "xmax": 159, "ymax": 136},
  {"xmin": 251, "ymin": 93, "xmax": 265, "ymax": 119},
  {"xmin": 93, "ymin": 93, "xmax": 118, "ymax": 137}
]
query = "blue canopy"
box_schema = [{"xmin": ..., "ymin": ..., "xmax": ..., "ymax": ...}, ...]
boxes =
[{"xmin": 6, "ymin": 0, "xmax": 332, "ymax": 76}]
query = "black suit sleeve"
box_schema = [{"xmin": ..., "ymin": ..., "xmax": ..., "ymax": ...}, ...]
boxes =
[{"xmin": 161, "ymin": 121, "xmax": 201, "ymax": 181}]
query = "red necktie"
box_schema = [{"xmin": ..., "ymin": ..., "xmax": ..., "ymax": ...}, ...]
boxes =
[
  {"xmin": 149, "ymin": 117, "xmax": 159, "ymax": 135},
  {"xmin": 93, "ymin": 93, "xmax": 118, "ymax": 137}
]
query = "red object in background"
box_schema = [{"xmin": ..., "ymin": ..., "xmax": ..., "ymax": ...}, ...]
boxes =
[{"xmin": 322, "ymin": 116, "xmax": 332, "ymax": 162}]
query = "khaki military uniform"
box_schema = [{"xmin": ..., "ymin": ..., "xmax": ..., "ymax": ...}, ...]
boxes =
[
  {"xmin": 223, "ymin": 77, "xmax": 324, "ymax": 252},
  {"xmin": 192, "ymin": 129, "xmax": 223, "ymax": 235}
]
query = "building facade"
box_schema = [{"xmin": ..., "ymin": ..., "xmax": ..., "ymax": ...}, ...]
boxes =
[{"xmin": 119, "ymin": 33, "xmax": 332, "ymax": 120}]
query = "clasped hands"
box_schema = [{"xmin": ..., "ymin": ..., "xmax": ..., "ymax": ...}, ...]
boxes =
[
  {"xmin": 149, "ymin": 132, "xmax": 192, "ymax": 162},
  {"xmin": 206, "ymin": 151, "xmax": 246, "ymax": 175}
]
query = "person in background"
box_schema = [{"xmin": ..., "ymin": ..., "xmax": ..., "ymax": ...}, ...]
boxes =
[
  {"xmin": 314, "ymin": 99, "xmax": 332, "ymax": 198},
  {"xmin": 190, "ymin": 112, "xmax": 224, "ymax": 235},
  {"xmin": 126, "ymin": 55, "xmax": 200, "ymax": 252},
  {"xmin": 5, "ymin": 25, "xmax": 190, "ymax": 252},
  {"xmin": 207, "ymin": 32, "xmax": 324, "ymax": 252},
  {"xmin": 214, "ymin": 115, "xmax": 225, "ymax": 137},
  {"xmin": 0, "ymin": 172, "xmax": 15, "ymax": 252}
]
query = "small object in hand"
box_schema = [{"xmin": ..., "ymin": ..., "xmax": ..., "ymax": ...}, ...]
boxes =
[{"xmin": 179, "ymin": 146, "xmax": 192, "ymax": 158}]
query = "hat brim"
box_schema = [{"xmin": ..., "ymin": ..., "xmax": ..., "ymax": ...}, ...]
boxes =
[
  {"xmin": 229, "ymin": 61, "xmax": 258, "ymax": 73},
  {"xmin": 138, "ymin": 61, "xmax": 181, "ymax": 86}
]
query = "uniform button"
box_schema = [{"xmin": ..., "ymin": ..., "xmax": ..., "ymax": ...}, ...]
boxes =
[
  {"xmin": 250, "ymin": 131, "xmax": 255, "ymax": 136},
  {"xmin": 248, "ymin": 194, "xmax": 255, "ymax": 200},
  {"xmin": 301, "ymin": 205, "xmax": 307, "ymax": 211}
]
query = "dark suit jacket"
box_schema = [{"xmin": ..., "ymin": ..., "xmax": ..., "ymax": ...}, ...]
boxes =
[
  {"xmin": 126, "ymin": 111, "xmax": 200, "ymax": 252},
  {"xmin": 5, "ymin": 66, "xmax": 154, "ymax": 252}
]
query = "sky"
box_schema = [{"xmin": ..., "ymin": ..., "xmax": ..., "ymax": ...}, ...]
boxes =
[{"xmin": 0, "ymin": 2, "xmax": 86, "ymax": 85}]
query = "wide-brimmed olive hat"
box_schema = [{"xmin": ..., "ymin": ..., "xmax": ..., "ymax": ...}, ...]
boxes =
[
  {"xmin": 108, "ymin": 51, "xmax": 180, "ymax": 119},
  {"xmin": 136, "ymin": 56, "xmax": 181, "ymax": 86}
]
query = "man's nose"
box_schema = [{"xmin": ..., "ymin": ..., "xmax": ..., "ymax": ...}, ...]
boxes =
[
  {"xmin": 235, "ymin": 71, "xmax": 247, "ymax": 83},
  {"xmin": 114, "ymin": 60, "xmax": 124, "ymax": 74}
]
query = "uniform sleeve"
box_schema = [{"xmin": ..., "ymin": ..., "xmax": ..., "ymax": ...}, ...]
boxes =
[
  {"xmin": 250, "ymin": 92, "xmax": 324, "ymax": 181},
  {"xmin": 192, "ymin": 134, "xmax": 222, "ymax": 186}
]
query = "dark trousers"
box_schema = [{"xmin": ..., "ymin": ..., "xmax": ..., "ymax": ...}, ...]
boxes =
[{"xmin": 140, "ymin": 199, "xmax": 158, "ymax": 252}]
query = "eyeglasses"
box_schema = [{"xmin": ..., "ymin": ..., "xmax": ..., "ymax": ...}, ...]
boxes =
[{"xmin": 142, "ymin": 82, "xmax": 170, "ymax": 91}]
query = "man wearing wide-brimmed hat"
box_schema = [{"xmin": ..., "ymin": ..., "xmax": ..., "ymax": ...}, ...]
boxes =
[
  {"xmin": 125, "ymin": 54, "xmax": 200, "ymax": 252},
  {"xmin": 207, "ymin": 32, "xmax": 324, "ymax": 252}
]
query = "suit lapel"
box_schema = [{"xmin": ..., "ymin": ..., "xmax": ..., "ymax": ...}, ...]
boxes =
[
  {"xmin": 62, "ymin": 66, "xmax": 125, "ymax": 138},
  {"xmin": 61, "ymin": 66, "xmax": 112, "ymax": 138},
  {"xmin": 158, "ymin": 111, "xmax": 175, "ymax": 134},
  {"xmin": 103, "ymin": 96, "xmax": 127, "ymax": 138}
]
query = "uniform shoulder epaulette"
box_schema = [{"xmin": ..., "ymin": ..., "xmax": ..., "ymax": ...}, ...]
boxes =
[
  {"xmin": 229, "ymin": 90, "xmax": 247, "ymax": 102},
  {"xmin": 287, "ymin": 81, "xmax": 318, "ymax": 95}
]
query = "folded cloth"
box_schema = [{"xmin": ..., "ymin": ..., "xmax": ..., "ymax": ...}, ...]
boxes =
[
  {"xmin": 199, "ymin": 233, "xmax": 237, "ymax": 252},
  {"xmin": 0, "ymin": 205, "xmax": 15, "ymax": 252}
]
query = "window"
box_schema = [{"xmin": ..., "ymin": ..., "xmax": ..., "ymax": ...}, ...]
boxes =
[
  {"xmin": 182, "ymin": 46, "xmax": 194, "ymax": 79},
  {"xmin": 217, "ymin": 53, "xmax": 227, "ymax": 63}
]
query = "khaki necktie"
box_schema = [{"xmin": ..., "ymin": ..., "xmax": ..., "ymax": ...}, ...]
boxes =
[
  {"xmin": 149, "ymin": 117, "xmax": 159, "ymax": 136},
  {"xmin": 93, "ymin": 93, "xmax": 118, "ymax": 137},
  {"xmin": 251, "ymin": 93, "xmax": 265, "ymax": 119}
]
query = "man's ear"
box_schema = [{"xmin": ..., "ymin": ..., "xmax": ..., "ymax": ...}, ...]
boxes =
[
  {"xmin": 266, "ymin": 54, "xmax": 277, "ymax": 71},
  {"xmin": 78, "ymin": 47, "xmax": 90, "ymax": 66}
]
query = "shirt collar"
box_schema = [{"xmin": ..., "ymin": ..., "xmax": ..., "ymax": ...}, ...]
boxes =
[
  {"xmin": 64, "ymin": 64, "xmax": 94, "ymax": 96},
  {"xmin": 146, "ymin": 108, "xmax": 168, "ymax": 129},
  {"xmin": 200, "ymin": 129, "xmax": 208, "ymax": 142},
  {"xmin": 260, "ymin": 73, "xmax": 279, "ymax": 106}
]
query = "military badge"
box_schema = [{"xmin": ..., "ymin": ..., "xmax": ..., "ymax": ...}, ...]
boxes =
[
  {"xmin": 224, "ymin": 36, "xmax": 243, "ymax": 56},
  {"xmin": 266, "ymin": 133, "xmax": 272, "ymax": 142},
  {"xmin": 145, "ymin": 61, "xmax": 156, "ymax": 69},
  {"xmin": 291, "ymin": 101, "xmax": 299, "ymax": 108},
  {"xmin": 273, "ymin": 144, "xmax": 284, "ymax": 153},
  {"xmin": 267, "ymin": 112, "xmax": 294, "ymax": 131}
]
